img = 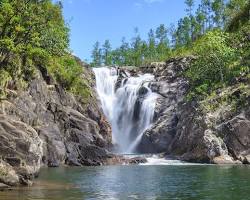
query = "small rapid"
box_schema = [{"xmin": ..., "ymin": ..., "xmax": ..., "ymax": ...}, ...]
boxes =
[{"xmin": 93, "ymin": 67, "xmax": 158, "ymax": 153}]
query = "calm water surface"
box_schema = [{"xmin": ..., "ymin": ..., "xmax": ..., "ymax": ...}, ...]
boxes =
[{"xmin": 0, "ymin": 164, "xmax": 250, "ymax": 200}]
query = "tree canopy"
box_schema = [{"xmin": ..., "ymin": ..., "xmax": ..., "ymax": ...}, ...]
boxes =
[{"xmin": 0, "ymin": 0, "xmax": 90, "ymax": 100}]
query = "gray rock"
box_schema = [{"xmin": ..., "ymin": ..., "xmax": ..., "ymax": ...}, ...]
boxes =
[
  {"xmin": 0, "ymin": 183, "xmax": 10, "ymax": 190},
  {"xmin": 128, "ymin": 56, "xmax": 249, "ymax": 164},
  {"xmin": 0, "ymin": 61, "xmax": 113, "ymax": 185}
]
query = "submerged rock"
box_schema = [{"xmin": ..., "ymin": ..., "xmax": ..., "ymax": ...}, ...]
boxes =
[{"xmin": 104, "ymin": 155, "xmax": 147, "ymax": 165}]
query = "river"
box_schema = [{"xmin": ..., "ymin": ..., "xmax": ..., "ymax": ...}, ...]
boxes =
[{"xmin": 1, "ymin": 160, "xmax": 249, "ymax": 200}]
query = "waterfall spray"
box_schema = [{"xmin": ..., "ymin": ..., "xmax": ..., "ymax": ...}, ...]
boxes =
[{"xmin": 94, "ymin": 67, "xmax": 158, "ymax": 153}]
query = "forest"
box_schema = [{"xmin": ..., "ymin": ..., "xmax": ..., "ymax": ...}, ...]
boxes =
[
  {"xmin": 91, "ymin": 0, "xmax": 249, "ymax": 100},
  {"xmin": 0, "ymin": 0, "xmax": 90, "ymax": 100},
  {"xmin": 0, "ymin": 0, "xmax": 249, "ymax": 101}
]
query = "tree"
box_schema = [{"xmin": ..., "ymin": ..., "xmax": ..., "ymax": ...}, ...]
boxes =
[
  {"xmin": 201, "ymin": 0, "xmax": 213, "ymax": 29},
  {"xmin": 102, "ymin": 39, "xmax": 112, "ymax": 66},
  {"xmin": 91, "ymin": 41, "xmax": 102, "ymax": 66},
  {"xmin": 131, "ymin": 27, "xmax": 143, "ymax": 66},
  {"xmin": 168, "ymin": 23, "xmax": 176, "ymax": 47},
  {"xmin": 147, "ymin": 29, "xmax": 157, "ymax": 60},
  {"xmin": 156, "ymin": 24, "xmax": 168, "ymax": 44},
  {"xmin": 185, "ymin": 30, "xmax": 236, "ymax": 98},
  {"xmin": 195, "ymin": 4, "xmax": 207, "ymax": 35},
  {"xmin": 119, "ymin": 37, "xmax": 131, "ymax": 65},
  {"xmin": 212, "ymin": 0, "xmax": 226, "ymax": 28},
  {"xmin": 224, "ymin": 0, "xmax": 248, "ymax": 23},
  {"xmin": 0, "ymin": 0, "xmax": 69, "ymax": 79},
  {"xmin": 156, "ymin": 24, "xmax": 170, "ymax": 59},
  {"xmin": 185, "ymin": 0, "xmax": 195, "ymax": 16},
  {"xmin": 175, "ymin": 17, "xmax": 192, "ymax": 47},
  {"xmin": 226, "ymin": 0, "xmax": 250, "ymax": 31}
]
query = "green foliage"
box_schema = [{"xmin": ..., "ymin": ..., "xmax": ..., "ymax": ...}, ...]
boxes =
[
  {"xmin": 0, "ymin": 69, "xmax": 11, "ymax": 98},
  {"xmin": 90, "ymin": 25, "xmax": 170, "ymax": 67},
  {"xmin": 91, "ymin": 41, "xmax": 102, "ymax": 67},
  {"xmin": 200, "ymin": 83, "xmax": 250, "ymax": 112},
  {"xmin": 48, "ymin": 55, "xmax": 90, "ymax": 99},
  {"xmin": 0, "ymin": 0, "xmax": 90, "ymax": 101},
  {"xmin": 185, "ymin": 0, "xmax": 195, "ymax": 16},
  {"xmin": 185, "ymin": 30, "xmax": 237, "ymax": 99},
  {"xmin": 102, "ymin": 40, "xmax": 112, "ymax": 66},
  {"xmin": 0, "ymin": 167, "xmax": 8, "ymax": 177},
  {"xmin": 226, "ymin": 1, "xmax": 250, "ymax": 32},
  {"xmin": 0, "ymin": 0, "xmax": 69, "ymax": 80}
]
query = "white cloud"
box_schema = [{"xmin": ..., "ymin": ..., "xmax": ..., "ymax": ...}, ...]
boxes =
[
  {"xmin": 134, "ymin": 2, "xmax": 143, "ymax": 8},
  {"xmin": 143, "ymin": 0, "xmax": 164, "ymax": 4},
  {"xmin": 134, "ymin": 0, "xmax": 164, "ymax": 9}
]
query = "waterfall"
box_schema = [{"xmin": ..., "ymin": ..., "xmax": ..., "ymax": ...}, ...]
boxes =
[{"xmin": 93, "ymin": 67, "xmax": 158, "ymax": 153}]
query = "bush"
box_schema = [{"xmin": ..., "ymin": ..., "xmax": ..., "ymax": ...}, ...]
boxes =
[
  {"xmin": 48, "ymin": 55, "xmax": 91, "ymax": 100},
  {"xmin": 0, "ymin": 69, "xmax": 11, "ymax": 98},
  {"xmin": 185, "ymin": 30, "xmax": 237, "ymax": 99}
]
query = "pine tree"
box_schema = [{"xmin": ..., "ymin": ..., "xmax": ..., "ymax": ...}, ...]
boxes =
[
  {"xmin": 91, "ymin": 41, "xmax": 102, "ymax": 66},
  {"xmin": 212, "ymin": 0, "xmax": 226, "ymax": 28},
  {"xmin": 156, "ymin": 24, "xmax": 169, "ymax": 59},
  {"xmin": 147, "ymin": 29, "xmax": 157, "ymax": 60},
  {"xmin": 120, "ymin": 37, "xmax": 130, "ymax": 65},
  {"xmin": 195, "ymin": 4, "xmax": 207, "ymax": 35},
  {"xmin": 185, "ymin": 0, "xmax": 195, "ymax": 16},
  {"xmin": 169, "ymin": 23, "xmax": 176, "ymax": 47},
  {"xmin": 131, "ymin": 27, "xmax": 143, "ymax": 66},
  {"xmin": 201, "ymin": 0, "xmax": 213, "ymax": 30},
  {"xmin": 185, "ymin": 0, "xmax": 196, "ymax": 42},
  {"xmin": 102, "ymin": 40, "xmax": 112, "ymax": 66},
  {"xmin": 175, "ymin": 17, "xmax": 192, "ymax": 47}
]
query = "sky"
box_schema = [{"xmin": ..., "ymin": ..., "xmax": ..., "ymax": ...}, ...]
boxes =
[{"xmin": 61, "ymin": 0, "xmax": 200, "ymax": 62}]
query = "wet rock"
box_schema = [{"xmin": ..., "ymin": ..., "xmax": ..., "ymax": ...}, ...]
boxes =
[
  {"xmin": 128, "ymin": 157, "xmax": 147, "ymax": 164},
  {"xmin": 0, "ymin": 183, "xmax": 10, "ymax": 190},
  {"xmin": 115, "ymin": 68, "xmax": 128, "ymax": 91},
  {"xmin": 137, "ymin": 57, "xmax": 192, "ymax": 154},
  {"xmin": 213, "ymin": 155, "xmax": 241, "ymax": 164},
  {"xmin": 134, "ymin": 56, "xmax": 249, "ymax": 164},
  {"xmin": 137, "ymin": 86, "xmax": 148, "ymax": 96},
  {"xmin": 104, "ymin": 155, "xmax": 147, "ymax": 165},
  {"xmin": 242, "ymin": 155, "xmax": 250, "ymax": 164},
  {"xmin": 0, "ymin": 161, "xmax": 19, "ymax": 186}
]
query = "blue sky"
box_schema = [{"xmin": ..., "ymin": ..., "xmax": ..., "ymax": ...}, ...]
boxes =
[{"xmin": 61, "ymin": 0, "xmax": 200, "ymax": 62}]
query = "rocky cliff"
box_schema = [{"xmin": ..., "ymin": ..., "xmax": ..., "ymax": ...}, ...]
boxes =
[
  {"xmin": 119, "ymin": 57, "xmax": 250, "ymax": 164},
  {"xmin": 1, "ymin": 56, "xmax": 249, "ymax": 188},
  {"xmin": 0, "ymin": 62, "xmax": 113, "ymax": 187}
]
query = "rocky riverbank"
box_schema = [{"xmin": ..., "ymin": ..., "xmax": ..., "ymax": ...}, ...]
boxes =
[
  {"xmin": 0, "ymin": 60, "xmax": 115, "ymax": 187},
  {"xmin": 0, "ymin": 56, "xmax": 249, "ymax": 188},
  {"xmin": 117, "ymin": 57, "xmax": 250, "ymax": 164}
]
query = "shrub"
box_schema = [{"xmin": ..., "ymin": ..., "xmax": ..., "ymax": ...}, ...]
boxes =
[
  {"xmin": 185, "ymin": 30, "xmax": 237, "ymax": 99},
  {"xmin": 48, "ymin": 55, "xmax": 91, "ymax": 100}
]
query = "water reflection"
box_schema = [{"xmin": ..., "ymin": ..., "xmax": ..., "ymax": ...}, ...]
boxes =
[{"xmin": 0, "ymin": 165, "xmax": 249, "ymax": 200}]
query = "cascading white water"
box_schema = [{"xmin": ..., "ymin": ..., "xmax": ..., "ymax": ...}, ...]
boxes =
[{"xmin": 93, "ymin": 67, "xmax": 158, "ymax": 153}]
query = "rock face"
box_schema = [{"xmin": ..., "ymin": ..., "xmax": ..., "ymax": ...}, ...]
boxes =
[
  {"xmin": 118, "ymin": 57, "xmax": 250, "ymax": 164},
  {"xmin": 137, "ymin": 58, "xmax": 191, "ymax": 153},
  {"xmin": 0, "ymin": 63, "xmax": 112, "ymax": 186}
]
